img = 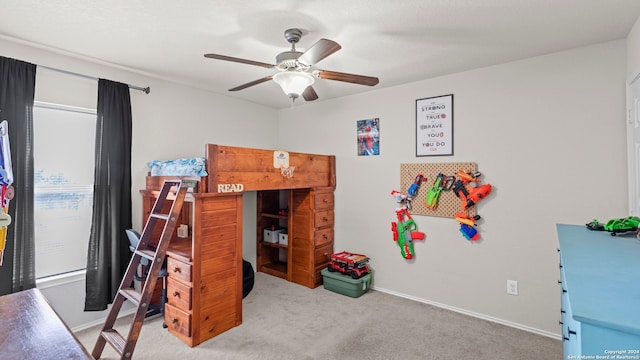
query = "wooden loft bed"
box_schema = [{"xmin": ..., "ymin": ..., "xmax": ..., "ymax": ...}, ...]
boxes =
[
  {"xmin": 146, "ymin": 144, "xmax": 336, "ymax": 193},
  {"xmin": 141, "ymin": 144, "xmax": 336, "ymax": 347}
]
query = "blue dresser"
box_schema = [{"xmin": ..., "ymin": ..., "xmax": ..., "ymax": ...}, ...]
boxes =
[{"xmin": 556, "ymin": 224, "xmax": 640, "ymax": 359}]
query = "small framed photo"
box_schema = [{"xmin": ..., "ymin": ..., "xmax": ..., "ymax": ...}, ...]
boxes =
[
  {"xmin": 416, "ymin": 94, "xmax": 453, "ymax": 156},
  {"xmin": 357, "ymin": 118, "xmax": 380, "ymax": 156}
]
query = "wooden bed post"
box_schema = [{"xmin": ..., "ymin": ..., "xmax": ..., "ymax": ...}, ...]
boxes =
[
  {"xmin": 206, "ymin": 144, "xmax": 219, "ymax": 193},
  {"xmin": 329, "ymin": 155, "xmax": 336, "ymax": 189}
]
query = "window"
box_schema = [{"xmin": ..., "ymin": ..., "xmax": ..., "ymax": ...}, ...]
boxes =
[{"xmin": 33, "ymin": 102, "xmax": 95, "ymax": 279}]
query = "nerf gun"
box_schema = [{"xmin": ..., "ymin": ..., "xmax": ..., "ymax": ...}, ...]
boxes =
[
  {"xmin": 455, "ymin": 212, "xmax": 481, "ymax": 241},
  {"xmin": 390, "ymin": 190, "xmax": 409, "ymax": 208},
  {"xmin": 452, "ymin": 170, "xmax": 492, "ymax": 210},
  {"xmin": 391, "ymin": 174, "xmax": 425, "ymax": 210},
  {"xmin": 425, "ymin": 173, "xmax": 454, "ymax": 209},
  {"xmin": 407, "ymin": 174, "xmax": 425, "ymax": 199},
  {"xmin": 456, "ymin": 170, "xmax": 481, "ymax": 183},
  {"xmin": 391, "ymin": 208, "xmax": 425, "ymax": 259}
]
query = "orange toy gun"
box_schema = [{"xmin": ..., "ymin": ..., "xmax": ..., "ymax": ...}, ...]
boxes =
[
  {"xmin": 452, "ymin": 171, "xmax": 492, "ymax": 210},
  {"xmin": 455, "ymin": 212, "xmax": 481, "ymax": 226},
  {"xmin": 456, "ymin": 170, "xmax": 482, "ymax": 184}
]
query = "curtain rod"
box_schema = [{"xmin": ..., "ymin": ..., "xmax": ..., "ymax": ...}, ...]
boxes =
[{"xmin": 38, "ymin": 65, "xmax": 150, "ymax": 94}]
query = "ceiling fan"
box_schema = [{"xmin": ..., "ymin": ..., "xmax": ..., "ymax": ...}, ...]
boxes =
[{"xmin": 204, "ymin": 28, "xmax": 379, "ymax": 102}]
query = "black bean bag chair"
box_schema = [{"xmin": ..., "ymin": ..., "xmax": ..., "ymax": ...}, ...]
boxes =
[{"xmin": 242, "ymin": 259, "xmax": 255, "ymax": 299}]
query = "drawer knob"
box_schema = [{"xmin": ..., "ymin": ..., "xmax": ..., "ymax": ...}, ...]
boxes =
[
  {"xmin": 568, "ymin": 328, "xmax": 576, "ymax": 336},
  {"xmin": 173, "ymin": 267, "xmax": 181, "ymax": 273},
  {"xmin": 322, "ymin": 217, "xmax": 328, "ymax": 221},
  {"xmin": 559, "ymin": 320, "xmax": 563, "ymax": 325},
  {"xmin": 173, "ymin": 291, "xmax": 180, "ymax": 298},
  {"xmin": 557, "ymin": 280, "xmax": 562, "ymax": 285},
  {"xmin": 322, "ymin": 234, "xmax": 328, "ymax": 239},
  {"xmin": 171, "ymin": 318, "xmax": 178, "ymax": 324}
]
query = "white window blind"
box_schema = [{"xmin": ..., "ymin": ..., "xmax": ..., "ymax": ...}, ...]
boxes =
[{"xmin": 33, "ymin": 102, "xmax": 95, "ymax": 279}]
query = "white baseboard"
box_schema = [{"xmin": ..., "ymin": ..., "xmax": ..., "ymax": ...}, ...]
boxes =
[{"xmin": 371, "ymin": 285, "xmax": 561, "ymax": 340}]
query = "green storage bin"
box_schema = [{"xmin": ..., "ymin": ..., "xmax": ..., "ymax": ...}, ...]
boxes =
[{"xmin": 321, "ymin": 268, "xmax": 372, "ymax": 298}]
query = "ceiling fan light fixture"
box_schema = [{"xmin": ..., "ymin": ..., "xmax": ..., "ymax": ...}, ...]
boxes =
[{"xmin": 273, "ymin": 71, "xmax": 314, "ymax": 101}]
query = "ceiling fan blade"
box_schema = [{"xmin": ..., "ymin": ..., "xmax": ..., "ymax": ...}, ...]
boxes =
[
  {"xmin": 297, "ymin": 39, "xmax": 341, "ymax": 66},
  {"xmin": 229, "ymin": 76, "xmax": 273, "ymax": 91},
  {"xmin": 302, "ymin": 86, "xmax": 318, "ymax": 101},
  {"xmin": 316, "ymin": 70, "xmax": 379, "ymax": 86},
  {"xmin": 204, "ymin": 54, "xmax": 275, "ymax": 69}
]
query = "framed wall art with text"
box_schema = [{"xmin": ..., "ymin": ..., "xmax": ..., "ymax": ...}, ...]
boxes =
[{"xmin": 416, "ymin": 94, "xmax": 453, "ymax": 156}]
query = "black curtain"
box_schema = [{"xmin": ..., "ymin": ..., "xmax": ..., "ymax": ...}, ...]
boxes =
[
  {"xmin": 0, "ymin": 56, "xmax": 36, "ymax": 296},
  {"xmin": 85, "ymin": 79, "xmax": 132, "ymax": 311}
]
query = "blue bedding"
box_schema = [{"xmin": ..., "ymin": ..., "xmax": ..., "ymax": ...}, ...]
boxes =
[{"xmin": 147, "ymin": 157, "xmax": 208, "ymax": 177}]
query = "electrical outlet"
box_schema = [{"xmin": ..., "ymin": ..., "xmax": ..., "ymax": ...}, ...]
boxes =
[{"xmin": 507, "ymin": 280, "xmax": 519, "ymax": 295}]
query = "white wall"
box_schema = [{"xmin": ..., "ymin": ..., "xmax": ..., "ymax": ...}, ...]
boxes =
[
  {"xmin": 277, "ymin": 40, "xmax": 628, "ymax": 336},
  {"xmin": 1, "ymin": 37, "xmax": 277, "ymax": 329}
]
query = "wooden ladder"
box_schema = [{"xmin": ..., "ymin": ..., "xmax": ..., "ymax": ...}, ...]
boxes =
[{"xmin": 92, "ymin": 179, "xmax": 196, "ymax": 359}]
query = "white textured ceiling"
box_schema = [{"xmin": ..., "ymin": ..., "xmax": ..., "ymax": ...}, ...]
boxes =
[{"xmin": 1, "ymin": 0, "xmax": 639, "ymax": 109}]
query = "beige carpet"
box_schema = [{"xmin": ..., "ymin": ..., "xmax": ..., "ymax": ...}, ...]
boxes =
[{"xmin": 75, "ymin": 272, "xmax": 561, "ymax": 360}]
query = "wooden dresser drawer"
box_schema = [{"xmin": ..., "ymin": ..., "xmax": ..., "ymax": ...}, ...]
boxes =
[
  {"xmin": 314, "ymin": 191, "xmax": 334, "ymax": 210},
  {"xmin": 167, "ymin": 257, "xmax": 192, "ymax": 283},
  {"xmin": 314, "ymin": 210, "xmax": 334, "ymax": 229},
  {"xmin": 314, "ymin": 243, "xmax": 333, "ymax": 267},
  {"xmin": 314, "ymin": 228, "xmax": 333, "ymax": 247},
  {"xmin": 165, "ymin": 303, "xmax": 191, "ymax": 338},
  {"xmin": 167, "ymin": 277, "xmax": 192, "ymax": 311}
]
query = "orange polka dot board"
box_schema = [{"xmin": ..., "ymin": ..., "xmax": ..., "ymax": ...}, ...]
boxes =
[{"xmin": 399, "ymin": 162, "xmax": 477, "ymax": 218}]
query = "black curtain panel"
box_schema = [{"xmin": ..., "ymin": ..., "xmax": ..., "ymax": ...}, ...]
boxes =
[
  {"xmin": 0, "ymin": 56, "xmax": 36, "ymax": 295},
  {"xmin": 85, "ymin": 79, "xmax": 132, "ymax": 311}
]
